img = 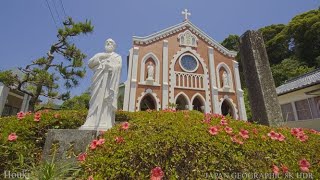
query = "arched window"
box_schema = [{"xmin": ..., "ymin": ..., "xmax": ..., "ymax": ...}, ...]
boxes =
[{"xmin": 140, "ymin": 94, "xmax": 156, "ymax": 111}]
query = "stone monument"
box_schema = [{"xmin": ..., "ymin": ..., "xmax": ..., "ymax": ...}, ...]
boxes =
[
  {"xmin": 146, "ymin": 62, "xmax": 154, "ymax": 85},
  {"xmin": 239, "ymin": 30, "xmax": 283, "ymax": 126},
  {"xmin": 80, "ymin": 38, "xmax": 122, "ymax": 131}
]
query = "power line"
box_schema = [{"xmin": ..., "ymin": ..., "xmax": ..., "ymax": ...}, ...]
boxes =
[
  {"xmin": 51, "ymin": 0, "xmax": 63, "ymax": 25},
  {"xmin": 59, "ymin": 0, "xmax": 68, "ymax": 18},
  {"xmin": 44, "ymin": 0, "xmax": 59, "ymax": 29}
]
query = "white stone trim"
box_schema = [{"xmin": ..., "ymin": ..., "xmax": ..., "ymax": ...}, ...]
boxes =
[
  {"xmin": 136, "ymin": 89, "xmax": 161, "ymax": 111},
  {"xmin": 190, "ymin": 93, "xmax": 208, "ymax": 113},
  {"xmin": 132, "ymin": 21, "xmax": 237, "ymax": 57},
  {"xmin": 175, "ymin": 91, "xmax": 191, "ymax": 110},
  {"xmin": 139, "ymin": 52, "xmax": 160, "ymax": 85},
  {"xmin": 178, "ymin": 53, "xmax": 199, "ymax": 73},
  {"xmin": 233, "ymin": 60, "xmax": 247, "ymax": 120},
  {"xmin": 8, "ymin": 92, "xmax": 24, "ymax": 99},
  {"xmin": 0, "ymin": 83, "xmax": 9, "ymax": 115},
  {"xmin": 169, "ymin": 47, "xmax": 211, "ymax": 113},
  {"xmin": 162, "ymin": 40, "xmax": 169, "ymax": 109},
  {"xmin": 216, "ymin": 62, "xmax": 234, "ymax": 91},
  {"xmin": 178, "ymin": 30, "xmax": 198, "ymax": 47},
  {"xmin": 208, "ymin": 47, "xmax": 219, "ymax": 113},
  {"xmin": 129, "ymin": 47, "xmax": 139, "ymax": 112},
  {"xmin": 219, "ymin": 95, "xmax": 239, "ymax": 119},
  {"xmin": 123, "ymin": 48, "xmax": 133, "ymax": 111}
]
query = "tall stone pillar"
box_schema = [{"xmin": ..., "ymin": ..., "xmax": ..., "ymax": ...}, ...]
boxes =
[
  {"xmin": 128, "ymin": 47, "xmax": 139, "ymax": 112},
  {"xmin": 162, "ymin": 40, "xmax": 169, "ymax": 109},
  {"xmin": 239, "ymin": 30, "xmax": 283, "ymax": 126},
  {"xmin": 208, "ymin": 47, "xmax": 219, "ymax": 114},
  {"xmin": 233, "ymin": 60, "xmax": 247, "ymax": 120},
  {"xmin": 0, "ymin": 83, "xmax": 9, "ymax": 116},
  {"xmin": 123, "ymin": 48, "xmax": 133, "ymax": 111}
]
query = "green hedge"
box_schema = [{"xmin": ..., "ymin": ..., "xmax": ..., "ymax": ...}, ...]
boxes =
[
  {"xmin": 80, "ymin": 111, "xmax": 320, "ymax": 179},
  {"xmin": 0, "ymin": 110, "xmax": 87, "ymax": 176}
]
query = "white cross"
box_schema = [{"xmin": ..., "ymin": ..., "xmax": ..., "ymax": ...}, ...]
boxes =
[{"xmin": 182, "ymin": 9, "xmax": 191, "ymax": 21}]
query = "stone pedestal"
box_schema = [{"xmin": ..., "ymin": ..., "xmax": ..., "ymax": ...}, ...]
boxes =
[
  {"xmin": 42, "ymin": 129, "xmax": 96, "ymax": 163},
  {"xmin": 146, "ymin": 78, "xmax": 154, "ymax": 85},
  {"xmin": 239, "ymin": 30, "xmax": 283, "ymax": 126}
]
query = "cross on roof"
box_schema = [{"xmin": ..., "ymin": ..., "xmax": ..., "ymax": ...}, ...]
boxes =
[{"xmin": 182, "ymin": 9, "xmax": 191, "ymax": 21}]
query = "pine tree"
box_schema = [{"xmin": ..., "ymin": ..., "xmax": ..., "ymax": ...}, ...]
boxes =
[{"xmin": 0, "ymin": 17, "xmax": 94, "ymax": 110}]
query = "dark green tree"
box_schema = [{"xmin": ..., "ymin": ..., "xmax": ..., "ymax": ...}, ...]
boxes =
[
  {"xmin": 271, "ymin": 58, "xmax": 314, "ymax": 86},
  {"xmin": 284, "ymin": 9, "xmax": 320, "ymax": 66},
  {"xmin": 0, "ymin": 18, "xmax": 94, "ymax": 110},
  {"xmin": 60, "ymin": 92, "xmax": 90, "ymax": 110},
  {"xmin": 259, "ymin": 24, "xmax": 292, "ymax": 64},
  {"xmin": 221, "ymin": 34, "xmax": 240, "ymax": 51}
]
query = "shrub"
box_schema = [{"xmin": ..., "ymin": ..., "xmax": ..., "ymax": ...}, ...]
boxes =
[
  {"xmin": 0, "ymin": 110, "xmax": 87, "ymax": 177},
  {"xmin": 80, "ymin": 111, "xmax": 320, "ymax": 179}
]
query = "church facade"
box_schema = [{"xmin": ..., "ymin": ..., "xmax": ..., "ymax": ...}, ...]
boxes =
[{"xmin": 123, "ymin": 14, "xmax": 247, "ymax": 120}]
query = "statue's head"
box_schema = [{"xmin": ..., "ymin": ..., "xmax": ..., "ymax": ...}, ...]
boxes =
[{"xmin": 105, "ymin": 38, "xmax": 116, "ymax": 53}]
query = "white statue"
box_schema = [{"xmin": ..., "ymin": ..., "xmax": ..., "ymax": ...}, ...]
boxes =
[
  {"xmin": 222, "ymin": 71, "xmax": 229, "ymax": 88},
  {"xmin": 80, "ymin": 39, "xmax": 122, "ymax": 131},
  {"xmin": 146, "ymin": 62, "xmax": 154, "ymax": 80}
]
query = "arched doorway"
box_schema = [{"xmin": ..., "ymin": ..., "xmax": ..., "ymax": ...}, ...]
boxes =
[
  {"xmin": 221, "ymin": 100, "xmax": 234, "ymax": 118},
  {"xmin": 192, "ymin": 96, "xmax": 204, "ymax": 112},
  {"xmin": 176, "ymin": 94, "xmax": 189, "ymax": 110},
  {"xmin": 140, "ymin": 94, "xmax": 156, "ymax": 111}
]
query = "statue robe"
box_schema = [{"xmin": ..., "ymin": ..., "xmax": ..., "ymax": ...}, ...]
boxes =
[{"xmin": 80, "ymin": 52, "xmax": 122, "ymax": 130}]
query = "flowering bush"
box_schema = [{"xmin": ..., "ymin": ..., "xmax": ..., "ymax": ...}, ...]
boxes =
[
  {"xmin": 80, "ymin": 111, "xmax": 320, "ymax": 179},
  {"xmin": 0, "ymin": 110, "xmax": 87, "ymax": 177}
]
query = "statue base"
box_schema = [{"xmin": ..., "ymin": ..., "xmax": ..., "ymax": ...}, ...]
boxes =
[
  {"xmin": 146, "ymin": 79, "xmax": 154, "ymax": 85},
  {"xmin": 42, "ymin": 129, "xmax": 97, "ymax": 163}
]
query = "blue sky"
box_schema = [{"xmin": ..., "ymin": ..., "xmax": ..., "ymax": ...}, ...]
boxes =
[{"xmin": 0, "ymin": 0, "xmax": 319, "ymax": 98}]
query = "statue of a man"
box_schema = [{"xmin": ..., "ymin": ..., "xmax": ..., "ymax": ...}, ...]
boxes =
[
  {"xmin": 222, "ymin": 71, "xmax": 229, "ymax": 88},
  {"xmin": 146, "ymin": 62, "xmax": 154, "ymax": 80},
  {"xmin": 80, "ymin": 39, "xmax": 122, "ymax": 131}
]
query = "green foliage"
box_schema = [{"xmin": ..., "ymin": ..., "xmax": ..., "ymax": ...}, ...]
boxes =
[
  {"xmin": 243, "ymin": 88, "xmax": 252, "ymax": 120},
  {"xmin": 259, "ymin": 24, "xmax": 291, "ymax": 64},
  {"xmin": 0, "ymin": 17, "xmax": 94, "ymax": 110},
  {"xmin": 221, "ymin": 34, "xmax": 240, "ymax": 51},
  {"xmin": 0, "ymin": 110, "xmax": 87, "ymax": 178},
  {"xmin": 60, "ymin": 92, "xmax": 90, "ymax": 110},
  {"xmin": 80, "ymin": 111, "xmax": 320, "ymax": 179},
  {"xmin": 271, "ymin": 58, "xmax": 314, "ymax": 86},
  {"xmin": 285, "ymin": 9, "xmax": 320, "ymax": 66}
]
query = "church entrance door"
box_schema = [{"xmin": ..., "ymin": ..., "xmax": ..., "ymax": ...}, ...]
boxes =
[
  {"xmin": 140, "ymin": 94, "xmax": 156, "ymax": 111},
  {"xmin": 192, "ymin": 96, "xmax": 204, "ymax": 112},
  {"xmin": 176, "ymin": 94, "xmax": 189, "ymax": 110},
  {"xmin": 221, "ymin": 100, "xmax": 234, "ymax": 118}
]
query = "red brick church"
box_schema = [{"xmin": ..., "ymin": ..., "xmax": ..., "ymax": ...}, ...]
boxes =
[{"xmin": 123, "ymin": 10, "xmax": 247, "ymax": 120}]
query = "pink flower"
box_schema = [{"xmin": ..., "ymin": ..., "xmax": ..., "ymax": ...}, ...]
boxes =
[
  {"xmin": 115, "ymin": 136, "xmax": 124, "ymax": 144},
  {"xmin": 208, "ymin": 126, "xmax": 219, "ymax": 136},
  {"xmin": 277, "ymin": 133, "xmax": 285, "ymax": 141},
  {"xmin": 291, "ymin": 128, "xmax": 303, "ymax": 136},
  {"xmin": 267, "ymin": 131, "xmax": 279, "ymax": 140},
  {"xmin": 224, "ymin": 126, "xmax": 233, "ymax": 134},
  {"xmin": 121, "ymin": 122, "xmax": 130, "ymax": 130},
  {"xmin": 88, "ymin": 175, "xmax": 94, "ymax": 180},
  {"xmin": 272, "ymin": 165, "xmax": 279, "ymax": 175},
  {"xmin": 239, "ymin": 129, "xmax": 249, "ymax": 139},
  {"xmin": 90, "ymin": 140, "xmax": 98, "ymax": 150},
  {"xmin": 54, "ymin": 114, "xmax": 60, "ymax": 119},
  {"xmin": 96, "ymin": 138, "xmax": 105, "ymax": 146},
  {"xmin": 220, "ymin": 119, "xmax": 228, "ymax": 126},
  {"xmin": 17, "ymin": 111, "xmax": 25, "ymax": 120},
  {"xmin": 299, "ymin": 159, "xmax": 310, "ymax": 172},
  {"xmin": 231, "ymin": 136, "xmax": 243, "ymax": 145},
  {"xmin": 34, "ymin": 112, "xmax": 41, "ymax": 122},
  {"xmin": 297, "ymin": 133, "xmax": 308, "ymax": 142},
  {"xmin": 310, "ymin": 129, "xmax": 319, "ymax": 134},
  {"xmin": 8, "ymin": 133, "xmax": 18, "ymax": 141},
  {"xmin": 150, "ymin": 167, "xmax": 164, "ymax": 180},
  {"xmin": 281, "ymin": 164, "xmax": 289, "ymax": 174},
  {"xmin": 77, "ymin": 152, "xmax": 87, "ymax": 162}
]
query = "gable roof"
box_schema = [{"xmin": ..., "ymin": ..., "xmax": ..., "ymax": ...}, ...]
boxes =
[
  {"xmin": 276, "ymin": 68, "xmax": 320, "ymax": 95},
  {"xmin": 132, "ymin": 20, "xmax": 237, "ymax": 58}
]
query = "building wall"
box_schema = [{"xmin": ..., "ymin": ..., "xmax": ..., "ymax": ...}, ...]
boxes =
[
  {"xmin": 278, "ymin": 84, "xmax": 320, "ymax": 130},
  {"xmin": 124, "ymin": 25, "xmax": 245, "ymax": 119}
]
